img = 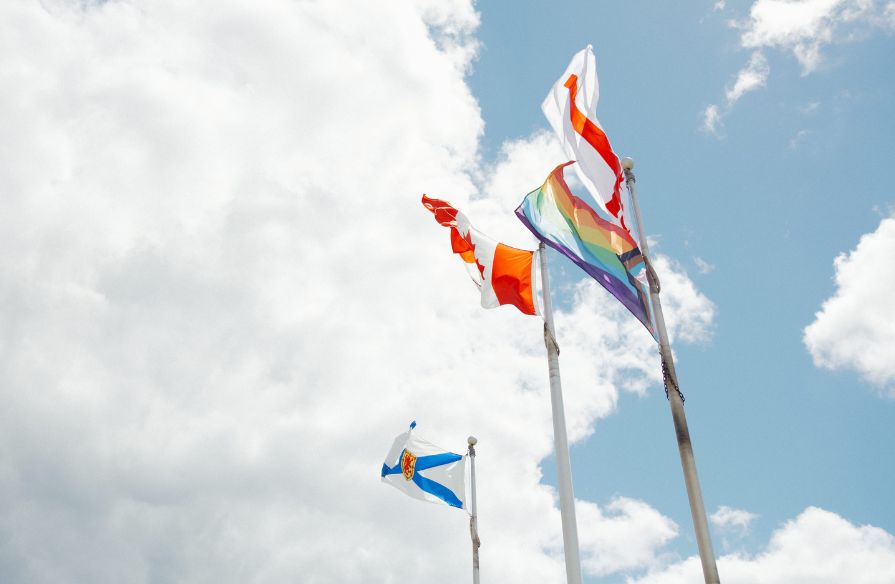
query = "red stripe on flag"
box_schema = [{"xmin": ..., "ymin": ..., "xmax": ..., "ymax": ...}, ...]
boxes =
[{"xmin": 563, "ymin": 74, "xmax": 625, "ymax": 220}]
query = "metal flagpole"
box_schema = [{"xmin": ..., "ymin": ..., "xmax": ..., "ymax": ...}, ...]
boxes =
[
  {"xmin": 538, "ymin": 242, "xmax": 583, "ymax": 584},
  {"xmin": 621, "ymin": 157, "xmax": 721, "ymax": 584},
  {"xmin": 467, "ymin": 436, "xmax": 481, "ymax": 584}
]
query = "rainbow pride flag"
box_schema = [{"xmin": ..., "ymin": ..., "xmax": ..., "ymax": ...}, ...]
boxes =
[{"xmin": 516, "ymin": 161, "xmax": 656, "ymax": 339}]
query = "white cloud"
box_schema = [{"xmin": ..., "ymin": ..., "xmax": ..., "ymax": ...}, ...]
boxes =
[
  {"xmin": 472, "ymin": 131, "xmax": 566, "ymax": 248},
  {"xmin": 736, "ymin": 0, "xmax": 887, "ymax": 74},
  {"xmin": 725, "ymin": 51, "xmax": 770, "ymax": 103},
  {"xmin": 788, "ymin": 128, "xmax": 811, "ymax": 148},
  {"xmin": 652, "ymin": 256, "xmax": 716, "ymax": 345},
  {"xmin": 799, "ymin": 100, "xmax": 822, "ymax": 114},
  {"xmin": 577, "ymin": 497, "xmax": 678, "ymax": 576},
  {"xmin": 705, "ymin": 0, "xmax": 893, "ymax": 132},
  {"xmin": 711, "ymin": 505, "xmax": 758, "ymax": 533},
  {"xmin": 702, "ymin": 104, "xmax": 723, "ymax": 134},
  {"xmin": 704, "ymin": 51, "xmax": 769, "ymax": 134},
  {"xmin": 631, "ymin": 507, "xmax": 895, "ymax": 584},
  {"xmin": 0, "ymin": 1, "xmax": 716, "ymax": 582},
  {"xmin": 886, "ymin": 1, "xmax": 895, "ymax": 26},
  {"xmin": 711, "ymin": 505, "xmax": 759, "ymax": 553},
  {"xmin": 694, "ymin": 257, "xmax": 715, "ymax": 274},
  {"xmin": 804, "ymin": 216, "xmax": 895, "ymax": 396}
]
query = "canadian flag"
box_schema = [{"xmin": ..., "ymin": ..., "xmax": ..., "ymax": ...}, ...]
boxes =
[{"xmin": 422, "ymin": 195, "xmax": 539, "ymax": 316}]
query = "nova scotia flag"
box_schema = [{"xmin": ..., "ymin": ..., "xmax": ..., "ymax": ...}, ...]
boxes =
[{"xmin": 381, "ymin": 422, "xmax": 466, "ymax": 509}]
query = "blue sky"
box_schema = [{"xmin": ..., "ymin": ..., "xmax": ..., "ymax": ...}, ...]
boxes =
[
  {"xmin": 1, "ymin": 1, "xmax": 894, "ymax": 583},
  {"xmin": 470, "ymin": 0, "xmax": 895, "ymax": 580}
]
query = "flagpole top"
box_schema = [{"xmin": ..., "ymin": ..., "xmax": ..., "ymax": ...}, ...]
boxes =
[
  {"xmin": 467, "ymin": 436, "xmax": 478, "ymax": 446},
  {"xmin": 621, "ymin": 157, "xmax": 634, "ymax": 171}
]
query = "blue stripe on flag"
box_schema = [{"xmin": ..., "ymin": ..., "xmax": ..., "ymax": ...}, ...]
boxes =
[
  {"xmin": 413, "ymin": 452, "xmax": 462, "ymax": 471},
  {"xmin": 412, "ymin": 472, "xmax": 463, "ymax": 508},
  {"xmin": 381, "ymin": 449, "xmax": 407, "ymax": 477},
  {"xmin": 381, "ymin": 450, "xmax": 462, "ymax": 477}
]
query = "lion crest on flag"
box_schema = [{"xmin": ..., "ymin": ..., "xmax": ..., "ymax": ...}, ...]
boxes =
[{"xmin": 401, "ymin": 450, "xmax": 417, "ymax": 481}]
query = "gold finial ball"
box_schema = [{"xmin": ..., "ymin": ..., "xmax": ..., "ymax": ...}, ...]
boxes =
[
  {"xmin": 468, "ymin": 436, "xmax": 478, "ymax": 446},
  {"xmin": 621, "ymin": 157, "xmax": 634, "ymax": 171}
]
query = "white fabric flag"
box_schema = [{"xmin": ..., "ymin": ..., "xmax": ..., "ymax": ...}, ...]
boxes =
[
  {"xmin": 381, "ymin": 424, "xmax": 466, "ymax": 509},
  {"xmin": 542, "ymin": 44, "xmax": 630, "ymax": 229}
]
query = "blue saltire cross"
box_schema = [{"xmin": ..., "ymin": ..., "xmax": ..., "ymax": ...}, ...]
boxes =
[{"xmin": 381, "ymin": 450, "xmax": 463, "ymax": 508}]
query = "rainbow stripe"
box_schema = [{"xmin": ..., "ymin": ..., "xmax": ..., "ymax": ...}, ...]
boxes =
[{"xmin": 516, "ymin": 162, "xmax": 655, "ymax": 339}]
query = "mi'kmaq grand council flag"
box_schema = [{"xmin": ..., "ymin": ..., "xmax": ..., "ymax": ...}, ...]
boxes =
[{"xmin": 381, "ymin": 422, "xmax": 466, "ymax": 510}]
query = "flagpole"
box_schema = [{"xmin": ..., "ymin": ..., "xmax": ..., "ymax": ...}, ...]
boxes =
[
  {"xmin": 622, "ymin": 158, "xmax": 721, "ymax": 584},
  {"xmin": 538, "ymin": 242, "xmax": 583, "ymax": 584},
  {"xmin": 467, "ymin": 436, "xmax": 481, "ymax": 584}
]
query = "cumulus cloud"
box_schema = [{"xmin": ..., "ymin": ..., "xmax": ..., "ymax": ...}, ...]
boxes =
[
  {"xmin": 704, "ymin": 0, "xmax": 894, "ymax": 133},
  {"xmin": 631, "ymin": 507, "xmax": 895, "ymax": 584},
  {"xmin": 652, "ymin": 257, "xmax": 716, "ymax": 345},
  {"xmin": 804, "ymin": 216, "xmax": 895, "ymax": 396},
  {"xmin": 577, "ymin": 497, "xmax": 678, "ymax": 576},
  {"xmin": 736, "ymin": 0, "xmax": 888, "ymax": 74},
  {"xmin": 0, "ymin": 1, "xmax": 720, "ymax": 582}
]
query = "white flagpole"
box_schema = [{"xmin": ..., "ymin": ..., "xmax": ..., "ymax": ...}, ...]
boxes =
[
  {"xmin": 538, "ymin": 242, "xmax": 583, "ymax": 584},
  {"xmin": 622, "ymin": 158, "xmax": 721, "ymax": 584},
  {"xmin": 467, "ymin": 436, "xmax": 481, "ymax": 584}
]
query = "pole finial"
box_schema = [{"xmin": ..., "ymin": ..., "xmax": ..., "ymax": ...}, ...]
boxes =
[
  {"xmin": 467, "ymin": 436, "xmax": 478, "ymax": 446},
  {"xmin": 621, "ymin": 157, "xmax": 634, "ymax": 171}
]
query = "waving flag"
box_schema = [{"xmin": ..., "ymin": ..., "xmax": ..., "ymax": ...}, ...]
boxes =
[
  {"xmin": 422, "ymin": 195, "xmax": 539, "ymax": 316},
  {"xmin": 542, "ymin": 44, "xmax": 630, "ymax": 229},
  {"xmin": 516, "ymin": 162, "xmax": 655, "ymax": 339},
  {"xmin": 381, "ymin": 422, "xmax": 466, "ymax": 509}
]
